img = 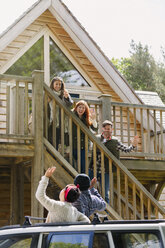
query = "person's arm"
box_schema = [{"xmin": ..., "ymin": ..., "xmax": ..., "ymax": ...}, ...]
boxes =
[
  {"xmin": 116, "ymin": 135, "xmax": 139, "ymax": 152},
  {"xmin": 90, "ymin": 178, "xmax": 106, "ymax": 211},
  {"xmin": 35, "ymin": 167, "xmax": 58, "ymax": 211},
  {"xmin": 77, "ymin": 211, "xmax": 91, "ymax": 223},
  {"xmin": 63, "ymin": 89, "xmax": 73, "ymax": 107}
]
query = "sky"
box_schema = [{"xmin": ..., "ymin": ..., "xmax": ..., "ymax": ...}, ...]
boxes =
[{"xmin": 0, "ymin": 0, "xmax": 165, "ymax": 62}]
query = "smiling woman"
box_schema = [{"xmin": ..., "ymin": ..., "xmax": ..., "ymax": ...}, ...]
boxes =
[{"xmin": 72, "ymin": 100, "xmax": 97, "ymax": 173}]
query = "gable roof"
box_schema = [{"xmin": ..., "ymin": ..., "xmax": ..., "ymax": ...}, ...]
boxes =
[
  {"xmin": 0, "ymin": 0, "xmax": 143, "ymax": 105},
  {"xmin": 136, "ymin": 91, "xmax": 165, "ymax": 107}
]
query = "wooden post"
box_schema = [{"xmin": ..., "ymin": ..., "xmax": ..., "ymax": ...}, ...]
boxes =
[
  {"xmin": 10, "ymin": 164, "xmax": 24, "ymax": 225},
  {"xmin": 98, "ymin": 94, "xmax": 112, "ymax": 132},
  {"xmin": 31, "ymin": 70, "xmax": 44, "ymax": 219}
]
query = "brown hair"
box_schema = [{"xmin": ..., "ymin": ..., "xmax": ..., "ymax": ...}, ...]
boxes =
[
  {"xmin": 50, "ymin": 76, "xmax": 65, "ymax": 98},
  {"xmin": 73, "ymin": 100, "xmax": 91, "ymax": 127}
]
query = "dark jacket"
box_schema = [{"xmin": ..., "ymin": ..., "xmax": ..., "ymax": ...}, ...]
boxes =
[
  {"xmin": 72, "ymin": 113, "xmax": 97, "ymax": 150},
  {"xmin": 48, "ymin": 93, "xmax": 73, "ymax": 146}
]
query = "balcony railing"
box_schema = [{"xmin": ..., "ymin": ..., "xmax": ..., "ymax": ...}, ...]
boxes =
[{"xmin": 0, "ymin": 73, "xmax": 33, "ymax": 143}]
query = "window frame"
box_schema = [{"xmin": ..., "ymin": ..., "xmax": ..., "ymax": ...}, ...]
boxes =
[{"xmin": 45, "ymin": 230, "xmax": 94, "ymax": 248}]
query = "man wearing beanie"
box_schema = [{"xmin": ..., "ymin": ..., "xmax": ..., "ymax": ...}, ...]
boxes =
[{"xmin": 73, "ymin": 174, "xmax": 106, "ymax": 217}]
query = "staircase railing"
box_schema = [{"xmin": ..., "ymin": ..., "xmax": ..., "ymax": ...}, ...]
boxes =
[
  {"xmin": 73, "ymin": 96, "xmax": 165, "ymax": 159},
  {"xmin": 43, "ymin": 83, "xmax": 165, "ymax": 220}
]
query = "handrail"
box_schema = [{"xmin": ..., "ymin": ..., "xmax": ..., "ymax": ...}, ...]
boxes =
[
  {"xmin": 111, "ymin": 101, "xmax": 165, "ymax": 111},
  {"xmin": 43, "ymin": 83, "xmax": 165, "ymax": 220},
  {"xmin": 0, "ymin": 73, "xmax": 33, "ymax": 82}
]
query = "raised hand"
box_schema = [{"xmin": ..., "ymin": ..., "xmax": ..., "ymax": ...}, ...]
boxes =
[
  {"xmin": 132, "ymin": 135, "xmax": 139, "ymax": 147},
  {"xmin": 64, "ymin": 89, "xmax": 69, "ymax": 98},
  {"xmin": 45, "ymin": 167, "xmax": 56, "ymax": 178},
  {"xmin": 90, "ymin": 177, "xmax": 97, "ymax": 189}
]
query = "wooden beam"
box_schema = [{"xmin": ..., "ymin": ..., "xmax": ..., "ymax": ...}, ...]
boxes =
[
  {"xmin": 0, "ymin": 143, "xmax": 34, "ymax": 157},
  {"xmin": 44, "ymin": 149, "xmax": 73, "ymax": 189},
  {"xmin": 0, "ymin": 157, "xmax": 15, "ymax": 166},
  {"xmin": 121, "ymin": 159, "xmax": 165, "ymax": 171}
]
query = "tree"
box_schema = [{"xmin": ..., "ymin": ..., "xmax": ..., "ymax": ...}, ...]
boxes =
[{"xmin": 112, "ymin": 40, "xmax": 165, "ymax": 102}]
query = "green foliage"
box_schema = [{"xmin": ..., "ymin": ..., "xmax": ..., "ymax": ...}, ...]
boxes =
[
  {"xmin": 6, "ymin": 38, "xmax": 43, "ymax": 76},
  {"xmin": 112, "ymin": 40, "xmax": 165, "ymax": 103}
]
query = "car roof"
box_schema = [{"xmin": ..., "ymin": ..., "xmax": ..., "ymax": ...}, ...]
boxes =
[{"xmin": 1, "ymin": 219, "xmax": 165, "ymax": 236}]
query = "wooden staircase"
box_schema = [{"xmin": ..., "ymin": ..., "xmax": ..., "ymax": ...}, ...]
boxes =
[
  {"xmin": 42, "ymin": 84, "xmax": 165, "ymax": 220},
  {"xmin": 1, "ymin": 72, "xmax": 165, "ymax": 226}
]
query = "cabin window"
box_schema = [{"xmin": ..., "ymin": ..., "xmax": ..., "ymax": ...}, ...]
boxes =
[
  {"xmin": 5, "ymin": 37, "xmax": 44, "ymax": 77},
  {"xmin": 50, "ymin": 38, "xmax": 89, "ymax": 87}
]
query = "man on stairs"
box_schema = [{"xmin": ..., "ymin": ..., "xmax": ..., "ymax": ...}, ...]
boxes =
[{"xmin": 89, "ymin": 120, "xmax": 139, "ymax": 203}]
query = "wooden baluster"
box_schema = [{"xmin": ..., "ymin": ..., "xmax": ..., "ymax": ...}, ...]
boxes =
[
  {"xmin": 147, "ymin": 109, "xmax": 150, "ymax": 153},
  {"xmin": 125, "ymin": 174, "xmax": 129, "ymax": 219},
  {"xmin": 160, "ymin": 110, "xmax": 163, "ymax": 154},
  {"xmin": 109, "ymin": 159, "xmax": 114, "ymax": 207},
  {"xmin": 153, "ymin": 110, "xmax": 157, "ymax": 153},
  {"xmin": 117, "ymin": 167, "xmax": 121, "ymax": 216},
  {"xmin": 140, "ymin": 108, "xmax": 144, "ymax": 153},
  {"xmin": 52, "ymin": 100, "xmax": 56, "ymax": 148},
  {"xmin": 155, "ymin": 206, "xmax": 158, "ymax": 219},
  {"xmin": 85, "ymin": 134, "xmax": 89, "ymax": 174},
  {"xmin": 69, "ymin": 117, "xmax": 73, "ymax": 165},
  {"xmin": 24, "ymin": 82, "xmax": 28, "ymax": 135},
  {"xmin": 93, "ymin": 143, "xmax": 97, "ymax": 178},
  {"xmin": 147, "ymin": 198, "xmax": 151, "ymax": 219},
  {"xmin": 120, "ymin": 107, "xmax": 123, "ymax": 143},
  {"xmin": 101, "ymin": 151, "xmax": 105, "ymax": 199},
  {"xmin": 6, "ymin": 85, "xmax": 10, "ymax": 135},
  {"xmin": 127, "ymin": 107, "xmax": 130, "ymax": 146},
  {"xmin": 133, "ymin": 183, "xmax": 136, "ymax": 219},
  {"xmin": 44, "ymin": 92, "xmax": 48, "ymax": 139},
  {"xmin": 61, "ymin": 108, "xmax": 64, "ymax": 156},
  {"xmin": 77, "ymin": 125, "xmax": 81, "ymax": 173},
  {"xmin": 113, "ymin": 106, "xmax": 116, "ymax": 136},
  {"xmin": 134, "ymin": 108, "xmax": 137, "ymax": 136},
  {"xmin": 140, "ymin": 190, "xmax": 144, "ymax": 219},
  {"xmin": 15, "ymin": 81, "xmax": 19, "ymax": 134}
]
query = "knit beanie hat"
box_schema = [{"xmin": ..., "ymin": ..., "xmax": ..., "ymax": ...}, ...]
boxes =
[{"xmin": 74, "ymin": 174, "xmax": 90, "ymax": 191}]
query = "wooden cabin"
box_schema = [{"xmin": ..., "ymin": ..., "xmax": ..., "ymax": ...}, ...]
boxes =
[{"xmin": 0, "ymin": 0, "xmax": 165, "ymax": 226}]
